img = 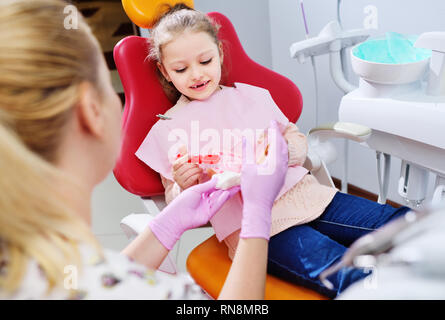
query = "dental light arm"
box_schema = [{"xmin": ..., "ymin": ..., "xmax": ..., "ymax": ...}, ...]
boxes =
[
  {"xmin": 290, "ymin": 15, "xmax": 371, "ymax": 193},
  {"xmin": 290, "ymin": 20, "xmax": 370, "ymax": 93}
]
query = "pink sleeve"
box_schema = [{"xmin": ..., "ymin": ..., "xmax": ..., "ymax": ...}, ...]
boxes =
[
  {"xmin": 283, "ymin": 122, "xmax": 308, "ymax": 167},
  {"xmin": 135, "ymin": 121, "xmax": 175, "ymax": 181}
]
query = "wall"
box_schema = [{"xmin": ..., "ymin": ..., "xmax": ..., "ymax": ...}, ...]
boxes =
[{"xmin": 195, "ymin": 0, "xmax": 272, "ymax": 68}]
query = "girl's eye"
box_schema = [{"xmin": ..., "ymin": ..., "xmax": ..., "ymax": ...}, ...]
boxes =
[
  {"xmin": 201, "ymin": 58, "xmax": 212, "ymax": 65},
  {"xmin": 175, "ymin": 68, "xmax": 186, "ymax": 73}
]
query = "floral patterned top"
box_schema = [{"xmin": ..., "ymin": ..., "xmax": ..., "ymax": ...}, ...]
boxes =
[{"xmin": 0, "ymin": 244, "xmax": 209, "ymax": 300}]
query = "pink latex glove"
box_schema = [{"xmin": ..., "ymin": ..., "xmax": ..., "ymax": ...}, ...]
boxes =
[
  {"xmin": 239, "ymin": 120, "xmax": 289, "ymax": 240},
  {"xmin": 148, "ymin": 177, "xmax": 240, "ymax": 250}
]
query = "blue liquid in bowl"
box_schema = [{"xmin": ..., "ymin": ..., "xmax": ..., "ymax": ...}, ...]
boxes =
[{"xmin": 353, "ymin": 32, "xmax": 431, "ymax": 64}]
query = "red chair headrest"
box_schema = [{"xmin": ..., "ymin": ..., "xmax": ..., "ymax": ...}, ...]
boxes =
[{"xmin": 113, "ymin": 12, "xmax": 303, "ymax": 197}]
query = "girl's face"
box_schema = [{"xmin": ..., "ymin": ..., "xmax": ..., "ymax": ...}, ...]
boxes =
[{"xmin": 158, "ymin": 31, "xmax": 223, "ymax": 101}]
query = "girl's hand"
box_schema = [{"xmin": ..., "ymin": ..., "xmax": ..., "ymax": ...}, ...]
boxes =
[{"xmin": 172, "ymin": 156, "xmax": 203, "ymax": 190}]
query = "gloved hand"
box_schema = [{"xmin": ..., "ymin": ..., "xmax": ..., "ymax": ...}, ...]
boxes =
[
  {"xmin": 148, "ymin": 177, "xmax": 240, "ymax": 250},
  {"xmin": 239, "ymin": 120, "xmax": 289, "ymax": 240}
]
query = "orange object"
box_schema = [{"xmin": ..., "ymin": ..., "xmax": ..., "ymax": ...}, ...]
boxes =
[
  {"xmin": 122, "ymin": 0, "xmax": 195, "ymax": 29},
  {"xmin": 186, "ymin": 235, "xmax": 329, "ymax": 300}
]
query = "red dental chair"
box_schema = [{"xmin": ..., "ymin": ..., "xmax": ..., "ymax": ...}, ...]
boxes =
[{"xmin": 113, "ymin": 11, "xmax": 327, "ymax": 300}]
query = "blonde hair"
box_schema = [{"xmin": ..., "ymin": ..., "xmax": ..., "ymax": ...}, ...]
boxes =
[
  {"xmin": 0, "ymin": 0, "xmax": 103, "ymax": 295},
  {"xmin": 148, "ymin": 3, "xmax": 222, "ymax": 102}
]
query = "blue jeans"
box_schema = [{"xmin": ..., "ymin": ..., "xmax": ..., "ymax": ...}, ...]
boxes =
[{"xmin": 267, "ymin": 192, "xmax": 411, "ymax": 298}]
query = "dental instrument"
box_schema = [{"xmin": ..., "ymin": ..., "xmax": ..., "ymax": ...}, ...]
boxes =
[
  {"xmin": 298, "ymin": 0, "xmax": 319, "ymax": 127},
  {"xmin": 156, "ymin": 114, "xmax": 172, "ymax": 120},
  {"xmin": 320, "ymin": 204, "xmax": 445, "ymax": 296}
]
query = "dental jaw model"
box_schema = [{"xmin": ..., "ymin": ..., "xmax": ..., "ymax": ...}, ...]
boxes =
[
  {"xmin": 339, "ymin": 32, "xmax": 445, "ymax": 207},
  {"xmin": 176, "ymin": 142, "xmax": 271, "ymax": 190},
  {"xmin": 200, "ymin": 153, "xmax": 241, "ymax": 190},
  {"xmin": 214, "ymin": 171, "xmax": 241, "ymax": 190},
  {"xmin": 175, "ymin": 152, "xmax": 242, "ymax": 190}
]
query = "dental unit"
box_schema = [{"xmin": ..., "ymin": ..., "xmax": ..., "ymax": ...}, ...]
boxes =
[
  {"xmin": 339, "ymin": 32, "xmax": 445, "ymax": 207},
  {"xmin": 290, "ymin": 11, "xmax": 445, "ymax": 294},
  {"xmin": 290, "ymin": 14, "xmax": 445, "ymax": 207}
]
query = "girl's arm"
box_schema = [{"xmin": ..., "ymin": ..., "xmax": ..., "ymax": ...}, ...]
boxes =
[
  {"xmin": 257, "ymin": 122, "xmax": 307, "ymax": 167},
  {"xmin": 283, "ymin": 122, "xmax": 308, "ymax": 167}
]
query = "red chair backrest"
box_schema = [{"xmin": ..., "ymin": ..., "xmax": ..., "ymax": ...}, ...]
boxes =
[{"xmin": 113, "ymin": 12, "xmax": 303, "ymax": 197}]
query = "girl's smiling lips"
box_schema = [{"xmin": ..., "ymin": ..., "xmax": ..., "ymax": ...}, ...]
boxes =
[{"xmin": 190, "ymin": 80, "xmax": 210, "ymax": 90}]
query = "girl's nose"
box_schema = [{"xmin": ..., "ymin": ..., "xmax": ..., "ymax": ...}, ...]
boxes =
[{"xmin": 190, "ymin": 65, "xmax": 203, "ymax": 80}]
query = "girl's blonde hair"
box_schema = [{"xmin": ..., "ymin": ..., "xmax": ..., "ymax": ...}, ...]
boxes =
[
  {"xmin": 0, "ymin": 0, "xmax": 103, "ymax": 295},
  {"xmin": 148, "ymin": 3, "xmax": 223, "ymax": 102}
]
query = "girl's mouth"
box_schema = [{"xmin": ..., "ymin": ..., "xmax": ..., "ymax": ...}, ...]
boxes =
[{"xmin": 190, "ymin": 80, "xmax": 210, "ymax": 91}]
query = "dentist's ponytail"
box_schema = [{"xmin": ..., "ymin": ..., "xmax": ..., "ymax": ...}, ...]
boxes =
[
  {"xmin": 0, "ymin": 0, "xmax": 103, "ymax": 294},
  {"xmin": 0, "ymin": 118, "xmax": 98, "ymax": 294}
]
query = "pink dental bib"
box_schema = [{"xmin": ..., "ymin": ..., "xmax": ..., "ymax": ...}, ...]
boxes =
[{"xmin": 136, "ymin": 83, "xmax": 308, "ymax": 241}]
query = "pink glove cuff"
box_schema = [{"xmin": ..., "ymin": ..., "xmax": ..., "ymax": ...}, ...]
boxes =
[
  {"xmin": 148, "ymin": 218, "xmax": 179, "ymax": 251},
  {"xmin": 239, "ymin": 203, "xmax": 271, "ymax": 240}
]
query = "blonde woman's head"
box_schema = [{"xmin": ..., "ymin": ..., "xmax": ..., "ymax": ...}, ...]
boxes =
[
  {"xmin": 0, "ymin": 0, "xmax": 121, "ymax": 163},
  {"xmin": 0, "ymin": 0, "xmax": 121, "ymax": 295}
]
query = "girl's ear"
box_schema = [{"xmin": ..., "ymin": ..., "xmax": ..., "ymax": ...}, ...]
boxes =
[{"xmin": 157, "ymin": 62, "xmax": 171, "ymax": 82}]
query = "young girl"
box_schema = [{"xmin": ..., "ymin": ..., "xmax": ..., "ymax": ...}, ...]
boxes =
[{"xmin": 136, "ymin": 4, "xmax": 411, "ymax": 298}]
